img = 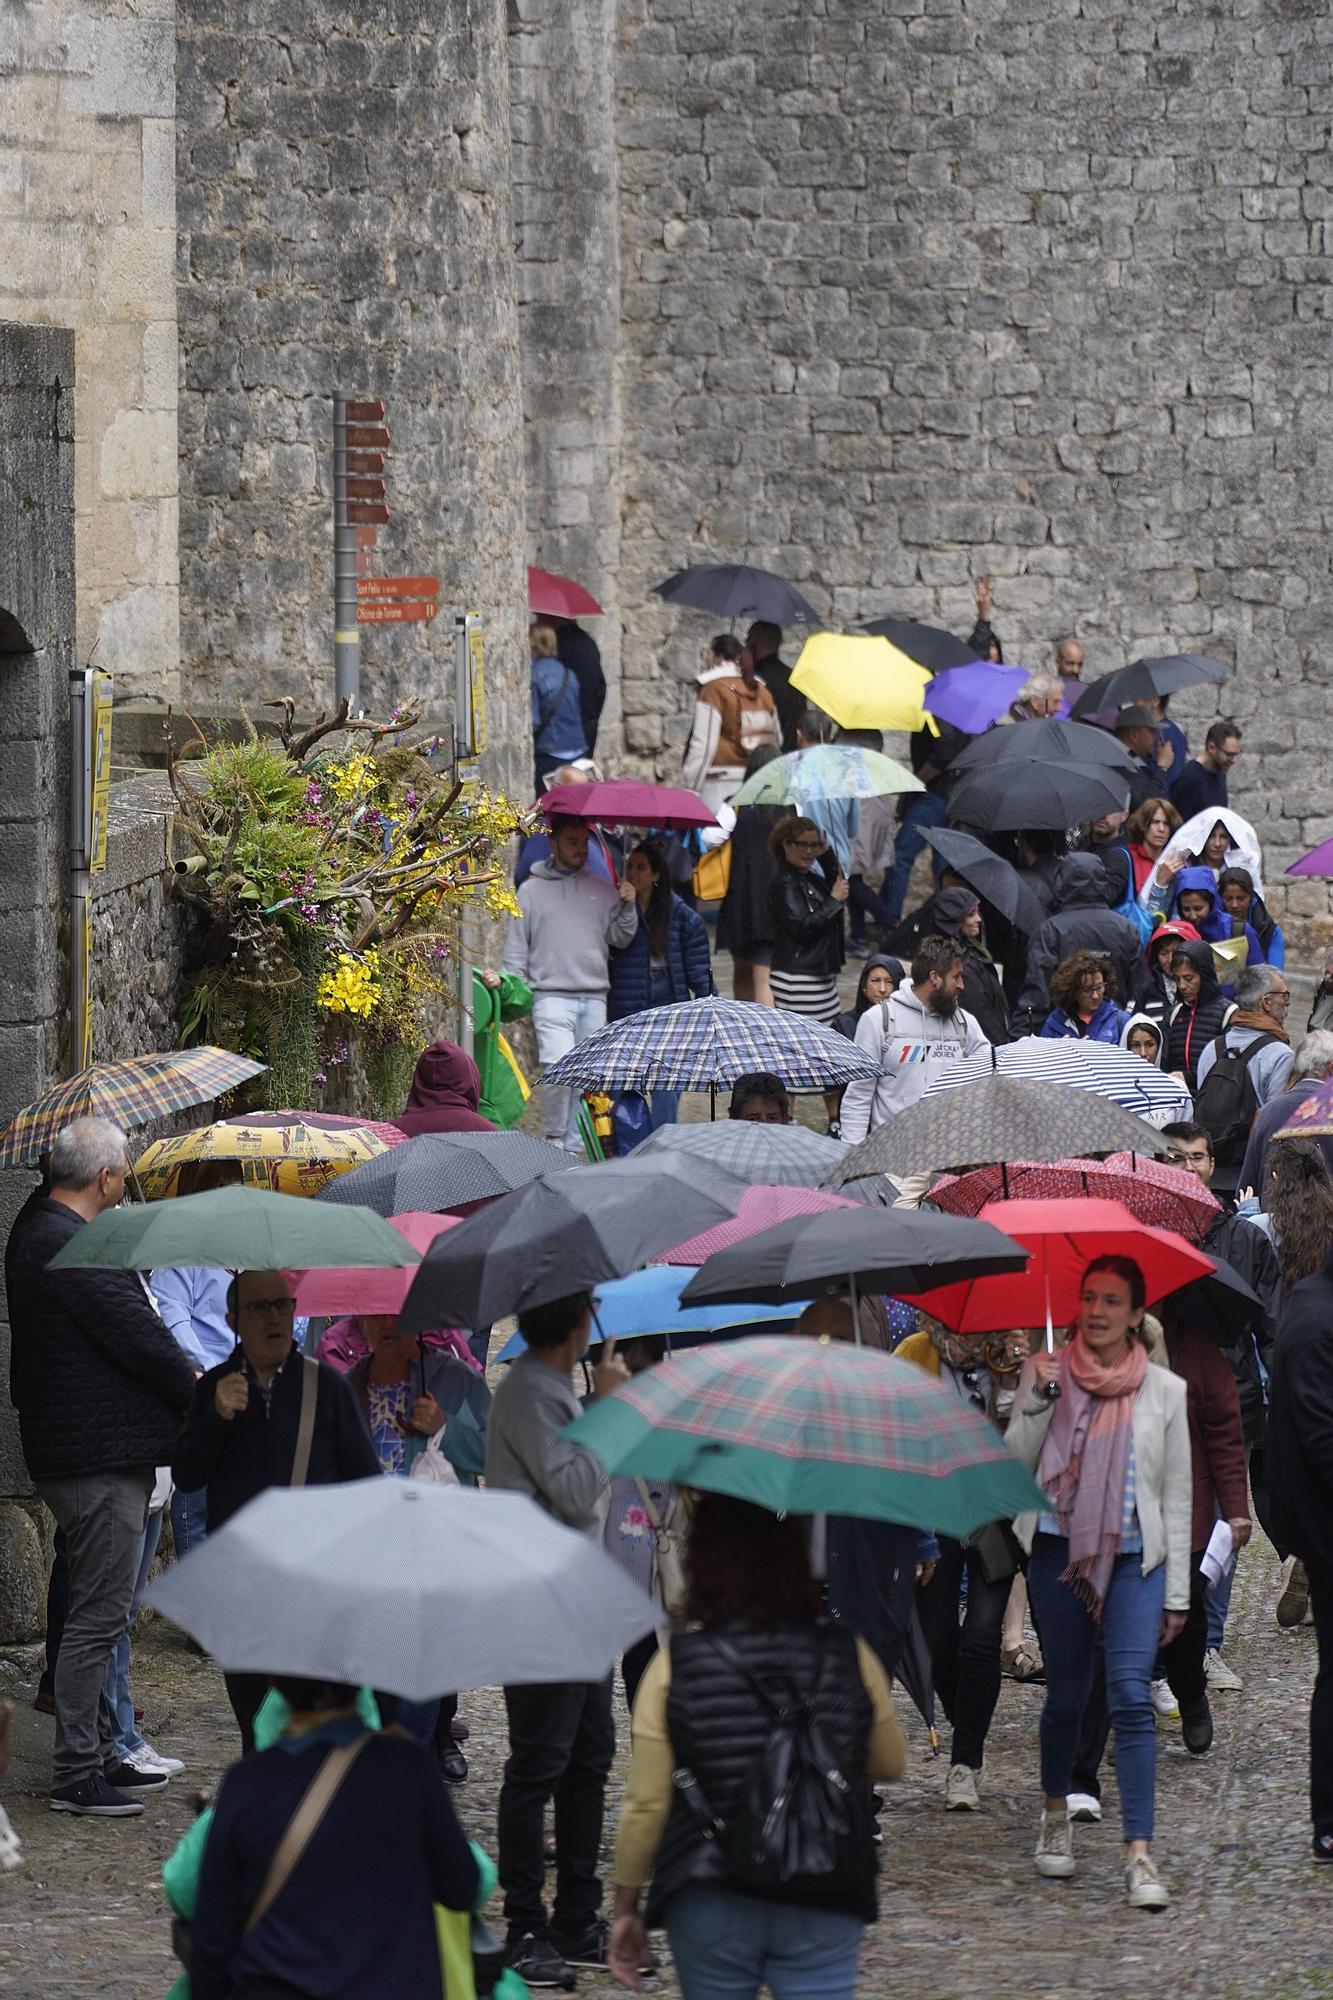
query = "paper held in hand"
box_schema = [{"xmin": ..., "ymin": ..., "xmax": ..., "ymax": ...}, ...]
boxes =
[{"xmin": 1200, "ymin": 1516, "xmax": 1237, "ymax": 1588}]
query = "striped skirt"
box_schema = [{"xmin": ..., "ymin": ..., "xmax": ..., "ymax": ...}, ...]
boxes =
[{"xmin": 770, "ymin": 968, "xmax": 840, "ymax": 1024}]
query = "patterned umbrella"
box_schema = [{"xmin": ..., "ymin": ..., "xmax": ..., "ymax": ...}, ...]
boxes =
[
  {"xmin": 729, "ymin": 744, "xmax": 921, "ymax": 807},
  {"xmin": 538, "ymin": 997, "xmax": 880, "ymax": 1094},
  {"xmin": 927, "ymin": 1152, "xmax": 1219, "ymax": 1242},
  {"xmin": 135, "ymin": 1119, "xmax": 394, "ymax": 1199},
  {"xmin": 634, "ymin": 1120, "xmax": 850, "ymax": 1188},
  {"xmin": 1274, "ymin": 1079, "xmax": 1333, "ymax": 1138},
  {"xmin": 565, "ymin": 1335, "xmax": 1044, "ymax": 1535},
  {"xmin": 660, "ymin": 1183, "xmax": 860, "ymax": 1266},
  {"xmin": 315, "ymin": 1130, "xmax": 578, "ymax": 1216},
  {"xmin": 223, "ymin": 1109, "xmax": 408, "ymax": 1146},
  {"xmin": 827, "ymin": 1075, "xmax": 1166, "ymax": 1184},
  {"xmin": 923, "ymin": 1037, "xmax": 1192, "ymax": 1124},
  {"xmin": 0, "ymin": 1046, "xmax": 266, "ymax": 1170}
]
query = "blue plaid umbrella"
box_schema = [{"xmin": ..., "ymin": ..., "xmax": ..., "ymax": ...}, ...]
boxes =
[
  {"xmin": 922, "ymin": 1036, "xmax": 1191, "ymax": 1123},
  {"xmin": 538, "ymin": 997, "xmax": 881, "ymax": 1093}
]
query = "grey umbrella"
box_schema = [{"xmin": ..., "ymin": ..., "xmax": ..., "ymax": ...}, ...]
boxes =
[
  {"xmin": 826, "ymin": 1075, "xmax": 1167, "ymax": 1183},
  {"xmin": 314, "ymin": 1130, "xmax": 577, "ymax": 1216},
  {"xmin": 1071, "ymin": 653, "xmax": 1230, "ymax": 719},
  {"xmin": 633, "ymin": 1119, "xmax": 850, "ymax": 1187},
  {"xmin": 947, "ymin": 719, "xmax": 1138, "ymax": 777},
  {"xmin": 653, "ymin": 563, "xmax": 819, "ymax": 624},
  {"xmin": 920, "ymin": 827, "xmax": 1049, "ymax": 937}
]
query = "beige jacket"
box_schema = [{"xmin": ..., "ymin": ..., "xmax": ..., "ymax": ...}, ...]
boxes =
[
  {"xmin": 1006, "ymin": 1352, "xmax": 1193, "ymax": 1611},
  {"xmin": 681, "ymin": 666, "xmax": 781, "ymax": 786}
]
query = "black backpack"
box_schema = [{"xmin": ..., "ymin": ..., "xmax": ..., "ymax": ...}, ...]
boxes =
[{"xmin": 1193, "ymin": 1032, "xmax": 1283, "ymax": 1167}]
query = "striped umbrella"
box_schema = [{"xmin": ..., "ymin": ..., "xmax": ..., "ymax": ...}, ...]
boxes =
[
  {"xmin": 660, "ymin": 1183, "xmax": 860, "ymax": 1266},
  {"xmin": 922, "ymin": 1037, "xmax": 1192, "ymax": 1124},
  {"xmin": 538, "ymin": 997, "xmax": 880, "ymax": 1094},
  {"xmin": 926, "ymin": 1152, "xmax": 1219, "ymax": 1242},
  {"xmin": 565, "ymin": 1335, "xmax": 1044, "ymax": 1536},
  {"xmin": 0, "ymin": 1046, "xmax": 267, "ymax": 1170},
  {"xmin": 634, "ymin": 1120, "xmax": 850, "ymax": 1188}
]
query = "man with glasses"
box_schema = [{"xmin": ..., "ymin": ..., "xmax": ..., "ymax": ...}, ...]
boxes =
[
  {"xmin": 172, "ymin": 1268, "xmax": 379, "ymax": 1751},
  {"xmin": 1193, "ymin": 964, "xmax": 1296, "ymax": 1202},
  {"xmin": 1170, "ymin": 717, "xmax": 1242, "ymax": 821}
]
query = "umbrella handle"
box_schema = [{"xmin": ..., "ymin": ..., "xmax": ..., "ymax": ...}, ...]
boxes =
[{"xmin": 1042, "ymin": 1268, "xmax": 1061, "ymax": 1401}]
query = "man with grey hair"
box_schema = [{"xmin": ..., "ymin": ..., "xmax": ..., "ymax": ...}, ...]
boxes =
[
  {"xmin": 1007, "ymin": 673, "xmax": 1063, "ymax": 722},
  {"xmin": 1239, "ymin": 1028, "xmax": 1333, "ymax": 1204},
  {"xmin": 4, "ymin": 1117, "xmax": 196, "ymax": 1817},
  {"xmin": 1194, "ymin": 964, "xmax": 1296, "ymax": 1198}
]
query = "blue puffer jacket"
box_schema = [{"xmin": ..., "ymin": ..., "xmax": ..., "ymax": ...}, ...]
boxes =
[
  {"xmin": 608, "ymin": 895, "xmax": 714, "ymax": 1020},
  {"xmin": 1039, "ymin": 997, "xmax": 1130, "ymax": 1044}
]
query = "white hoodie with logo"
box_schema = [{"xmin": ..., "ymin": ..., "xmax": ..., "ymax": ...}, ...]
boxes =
[{"xmin": 839, "ymin": 977, "xmax": 990, "ymax": 1143}]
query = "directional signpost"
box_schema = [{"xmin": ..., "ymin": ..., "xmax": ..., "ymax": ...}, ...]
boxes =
[{"xmin": 334, "ymin": 392, "xmax": 445, "ymax": 706}]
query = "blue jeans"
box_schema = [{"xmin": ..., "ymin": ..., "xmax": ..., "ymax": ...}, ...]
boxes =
[
  {"xmin": 666, "ymin": 1886, "xmax": 863, "ymax": 2000},
  {"xmin": 881, "ymin": 791, "xmax": 947, "ymax": 925},
  {"xmin": 170, "ymin": 1485, "xmax": 208, "ymax": 1561},
  {"xmin": 1027, "ymin": 1532, "xmax": 1165, "ymax": 1843},
  {"xmin": 104, "ymin": 1510, "xmax": 163, "ymax": 1761},
  {"xmin": 1205, "ymin": 1551, "xmax": 1234, "ymax": 1651},
  {"xmin": 532, "ymin": 992, "xmax": 608, "ymax": 1150}
]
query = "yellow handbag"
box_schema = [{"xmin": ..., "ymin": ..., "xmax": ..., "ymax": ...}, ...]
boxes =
[{"xmin": 692, "ymin": 840, "xmax": 732, "ymax": 902}]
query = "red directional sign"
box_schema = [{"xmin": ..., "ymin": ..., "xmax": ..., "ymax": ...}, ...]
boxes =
[
  {"xmin": 346, "ymin": 502, "xmax": 389, "ymax": 526},
  {"xmin": 346, "ymin": 476, "xmax": 386, "ymax": 500},
  {"xmin": 357, "ymin": 575, "xmax": 440, "ymax": 600},
  {"xmin": 346, "ymin": 426, "xmax": 390, "ymax": 449},
  {"xmin": 355, "ymin": 526, "xmax": 377, "ymax": 548},
  {"xmin": 346, "ymin": 451, "xmax": 385, "ymax": 476},
  {"xmin": 346, "ymin": 400, "xmax": 385, "ymax": 423},
  {"xmin": 357, "ymin": 600, "xmax": 439, "ymax": 625}
]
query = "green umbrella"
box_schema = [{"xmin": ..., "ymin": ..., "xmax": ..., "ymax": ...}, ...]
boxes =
[
  {"xmin": 566, "ymin": 1334, "xmax": 1042, "ymax": 1537},
  {"xmin": 48, "ymin": 1185, "xmax": 420, "ymax": 1272},
  {"xmin": 729, "ymin": 744, "xmax": 921, "ymax": 806}
]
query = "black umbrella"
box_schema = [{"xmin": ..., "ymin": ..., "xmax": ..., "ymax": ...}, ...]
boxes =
[
  {"xmin": 1071, "ymin": 653, "xmax": 1230, "ymax": 720},
  {"xmin": 1161, "ymin": 1255, "xmax": 1259, "ymax": 1344},
  {"xmin": 945, "ymin": 760, "xmax": 1130, "ymax": 834},
  {"xmin": 947, "ymin": 718, "xmax": 1138, "ymax": 777},
  {"xmin": 314, "ymin": 1131, "xmax": 577, "ymax": 1217},
  {"xmin": 896, "ymin": 1603, "xmax": 941, "ymax": 1754},
  {"xmin": 678, "ymin": 1208, "xmax": 1027, "ymax": 1308},
  {"xmin": 827, "ymin": 1075, "xmax": 1166, "ymax": 1182},
  {"xmin": 653, "ymin": 564, "xmax": 819, "ymax": 625},
  {"xmin": 862, "ymin": 616, "xmax": 977, "ymax": 672},
  {"xmin": 920, "ymin": 827, "xmax": 1049, "ymax": 937},
  {"xmin": 396, "ymin": 1157, "xmax": 746, "ymax": 1330}
]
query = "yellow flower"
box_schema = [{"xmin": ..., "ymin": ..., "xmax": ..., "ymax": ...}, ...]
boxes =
[
  {"xmin": 316, "ymin": 950, "xmax": 382, "ymax": 1019},
  {"xmin": 325, "ymin": 753, "xmax": 379, "ymax": 804}
]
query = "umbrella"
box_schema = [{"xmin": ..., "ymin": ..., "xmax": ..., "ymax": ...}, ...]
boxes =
[
  {"xmin": 729, "ymin": 744, "xmax": 922, "ymax": 808},
  {"xmin": 0, "ymin": 1046, "xmax": 267, "ymax": 1170},
  {"xmin": 634, "ymin": 1120, "xmax": 851, "ymax": 1189},
  {"xmin": 827, "ymin": 1076, "xmax": 1167, "ymax": 1184},
  {"xmin": 536, "ymin": 996, "xmax": 881, "ymax": 1095},
  {"xmin": 291, "ymin": 1212, "xmax": 461, "ymax": 1317},
  {"xmin": 527, "ymin": 565, "xmax": 604, "ymax": 618},
  {"xmin": 662, "ymin": 1183, "xmax": 860, "ymax": 1266},
  {"xmin": 1166, "ymin": 1257, "xmax": 1262, "ymax": 1344},
  {"xmin": 134, "ymin": 1119, "xmax": 394, "ymax": 1199},
  {"xmin": 861, "ymin": 617, "xmax": 978, "ymax": 673},
  {"xmin": 923, "ymin": 662, "xmax": 1031, "ymax": 734},
  {"xmin": 904, "ymin": 1196, "xmax": 1214, "ymax": 1339},
  {"xmin": 927, "ymin": 1152, "xmax": 1219, "ymax": 1242},
  {"xmin": 1070, "ymin": 653, "xmax": 1229, "ymax": 720},
  {"xmin": 221, "ymin": 1108, "xmax": 408, "ymax": 1146},
  {"xmin": 48, "ymin": 1184, "xmax": 421, "ymax": 1272},
  {"xmin": 945, "ymin": 761, "xmax": 1130, "ymax": 834},
  {"xmin": 678, "ymin": 1207, "xmax": 1027, "ymax": 1308},
  {"xmin": 923, "ymin": 1037, "xmax": 1193, "ymax": 1124},
  {"xmin": 395, "ymin": 1156, "xmax": 746, "ymax": 1331},
  {"xmin": 1273, "ymin": 1079, "xmax": 1333, "ymax": 1139},
  {"xmin": 896, "ymin": 1604, "xmax": 941, "ymax": 1754},
  {"xmin": 652, "ymin": 564, "xmax": 819, "ymax": 625},
  {"xmin": 920, "ymin": 827, "xmax": 1049, "ymax": 937},
  {"xmin": 315, "ymin": 1130, "xmax": 577, "ymax": 1216},
  {"xmin": 788, "ymin": 633, "xmax": 930, "ymax": 732},
  {"xmin": 147, "ymin": 1483, "xmax": 654, "ymax": 1699},
  {"xmin": 538, "ymin": 779, "xmax": 717, "ymax": 831},
  {"xmin": 565, "ymin": 1335, "xmax": 1044, "ymax": 1536},
  {"xmin": 947, "ymin": 719, "xmax": 1138, "ymax": 777},
  {"xmin": 1287, "ymin": 838, "xmax": 1333, "ymax": 879},
  {"xmin": 496, "ymin": 1264, "xmax": 807, "ymax": 1359}
]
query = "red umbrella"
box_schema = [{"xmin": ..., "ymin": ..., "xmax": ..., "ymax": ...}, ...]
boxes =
[
  {"xmin": 540, "ymin": 779, "xmax": 718, "ymax": 831},
  {"xmin": 927, "ymin": 1153, "xmax": 1218, "ymax": 1243},
  {"xmin": 902, "ymin": 1197, "xmax": 1214, "ymax": 1341},
  {"xmin": 528, "ymin": 566, "xmax": 604, "ymax": 618},
  {"xmin": 291, "ymin": 1211, "xmax": 459, "ymax": 1317},
  {"xmin": 659, "ymin": 1184, "xmax": 858, "ymax": 1267}
]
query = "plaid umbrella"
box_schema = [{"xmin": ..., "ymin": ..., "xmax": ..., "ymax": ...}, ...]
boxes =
[
  {"xmin": 635, "ymin": 1120, "xmax": 850, "ymax": 1188},
  {"xmin": 0, "ymin": 1046, "xmax": 266, "ymax": 1170},
  {"xmin": 828, "ymin": 1075, "xmax": 1166, "ymax": 1184},
  {"xmin": 923, "ymin": 1037, "xmax": 1193, "ymax": 1124},
  {"xmin": 565, "ymin": 1335, "xmax": 1044, "ymax": 1536},
  {"xmin": 135, "ymin": 1119, "xmax": 394, "ymax": 1199},
  {"xmin": 661, "ymin": 1184, "xmax": 859, "ymax": 1266},
  {"xmin": 315, "ymin": 1130, "xmax": 577, "ymax": 1216},
  {"xmin": 538, "ymin": 997, "xmax": 880, "ymax": 1094},
  {"xmin": 928, "ymin": 1152, "xmax": 1219, "ymax": 1242}
]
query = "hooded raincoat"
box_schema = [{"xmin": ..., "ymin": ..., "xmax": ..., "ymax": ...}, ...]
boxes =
[{"xmin": 392, "ymin": 1041, "xmax": 496, "ymax": 1138}]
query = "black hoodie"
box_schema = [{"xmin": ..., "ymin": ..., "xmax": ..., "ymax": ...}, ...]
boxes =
[
  {"xmin": 1012, "ymin": 853, "xmax": 1145, "ymax": 1035},
  {"xmin": 1164, "ymin": 938, "xmax": 1232, "ymax": 1091},
  {"xmin": 832, "ymin": 955, "xmax": 904, "ymax": 1041}
]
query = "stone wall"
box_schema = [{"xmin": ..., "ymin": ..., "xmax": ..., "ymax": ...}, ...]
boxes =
[{"xmin": 0, "ymin": 1, "xmax": 179, "ymax": 698}]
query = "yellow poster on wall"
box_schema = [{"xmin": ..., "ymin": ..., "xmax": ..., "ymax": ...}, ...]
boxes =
[
  {"xmin": 467, "ymin": 621, "xmax": 486, "ymax": 757},
  {"xmin": 89, "ymin": 670, "xmax": 113, "ymax": 874}
]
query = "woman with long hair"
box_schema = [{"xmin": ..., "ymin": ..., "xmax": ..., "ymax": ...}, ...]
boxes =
[
  {"xmin": 766, "ymin": 813, "xmax": 848, "ymax": 1025},
  {"xmin": 607, "ymin": 839, "xmax": 713, "ymax": 1126},
  {"xmin": 1164, "ymin": 939, "xmax": 1232, "ymax": 1091},
  {"xmin": 1258, "ymin": 1140, "xmax": 1333, "ymax": 1295},
  {"xmin": 716, "ymin": 743, "xmax": 785, "ymax": 1005},
  {"xmin": 1124, "ymin": 796, "xmax": 1181, "ymax": 896}
]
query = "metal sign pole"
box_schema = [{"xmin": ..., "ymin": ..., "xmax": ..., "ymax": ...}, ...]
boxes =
[
  {"xmin": 68, "ymin": 668, "xmax": 92, "ymax": 1074},
  {"xmin": 332, "ymin": 392, "xmax": 360, "ymax": 708}
]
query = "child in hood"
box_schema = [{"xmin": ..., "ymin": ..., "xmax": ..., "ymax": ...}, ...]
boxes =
[{"xmin": 1168, "ymin": 868, "xmax": 1261, "ymax": 988}]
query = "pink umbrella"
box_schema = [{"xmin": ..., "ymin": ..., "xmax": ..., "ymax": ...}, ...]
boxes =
[
  {"xmin": 659, "ymin": 1184, "xmax": 859, "ymax": 1267},
  {"xmin": 540, "ymin": 779, "xmax": 718, "ymax": 831},
  {"xmin": 292, "ymin": 1211, "xmax": 459, "ymax": 1317},
  {"xmin": 528, "ymin": 566, "xmax": 604, "ymax": 618},
  {"xmin": 927, "ymin": 1153, "xmax": 1218, "ymax": 1243},
  {"xmin": 223, "ymin": 1109, "xmax": 408, "ymax": 1147},
  {"xmin": 1287, "ymin": 838, "xmax": 1333, "ymax": 877}
]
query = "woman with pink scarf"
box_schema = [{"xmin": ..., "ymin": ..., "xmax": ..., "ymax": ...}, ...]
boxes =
[{"xmin": 1007, "ymin": 1258, "xmax": 1191, "ymax": 1912}]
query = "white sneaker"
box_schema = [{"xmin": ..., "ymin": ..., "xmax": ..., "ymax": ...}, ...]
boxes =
[
  {"xmin": 1034, "ymin": 1807, "xmax": 1075, "ymax": 1878},
  {"xmin": 1151, "ymin": 1678, "xmax": 1179, "ymax": 1719},
  {"xmin": 944, "ymin": 1763, "xmax": 980, "ymax": 1811},
  {"xmin": 125, "ymin": 1744, "xmax": 184, "ymax": 1777},
  {"xmin": 1066, "ymin": 1791, "xmax": 1103, "ymax": 1823},
  {"xmin": 1205, "ymin": 1648, "xmax": 1243, "ymax": 1693},
  {"xmin": 1125, "ymin": 1853, "xmax": 1170, "ymax": 1909}
]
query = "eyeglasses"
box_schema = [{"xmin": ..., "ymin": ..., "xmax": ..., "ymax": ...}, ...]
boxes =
[
  {"xmin": 789, "ymin": 838, "xmax": 823, "ymax": 853},
  {"xmin": 240, "ymin": 1296, "xmax": 297, "ymax": 1317},
  {"xmin": 1269, "ymin": 990, "xmax": 1291, "ymax": 1006}
]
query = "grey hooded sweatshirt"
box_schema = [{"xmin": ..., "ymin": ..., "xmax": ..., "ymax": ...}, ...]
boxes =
[
  {"xmin": 839, "ymin": 976, "xmax": 990, "ymax": 1142},
  {"xmin": 502, "ymin": 858, "xmax": 639, "ymax": 996}
]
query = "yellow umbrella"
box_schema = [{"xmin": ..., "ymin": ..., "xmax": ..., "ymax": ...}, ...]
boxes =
[
  {"xmin": 135, "ymin": 1120, "xmax": 394, "ymax": 1200},
  {"xmin": 789, "ymin": 632, "xmax": 931, "ymax": 732}
]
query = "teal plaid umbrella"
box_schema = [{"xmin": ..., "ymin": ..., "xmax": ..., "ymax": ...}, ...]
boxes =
[{"xmin": 566, "ymin": 1335, "xmax": 1042, "ymax": 1537}]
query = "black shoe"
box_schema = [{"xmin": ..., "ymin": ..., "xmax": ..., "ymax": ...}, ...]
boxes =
[
  {"xmin": 1314, "ymin": 1832, "xmax": 1333, "ymax": 1865},
  {"xmin": 50, "ymin": 1774, "xmax": 143, "ymax": 1817},
  {"xmin": 552, "ymin": 1919, "xmax": 658, "ymax": 1976},
  {"xmin": 504, "ymin": 1932, "xmax": 576, "ymax": 1990},
  {"xmin": 450, "ymin": 1715, "xmax": 470, "ymax": 1743},
  {"xmin": 438, "ymin": 1743, "xmax": 468, "ymax": 1784},
  {"xmin": 1180, "ymin": 1696, "xmax": 1213, "ymax": 1756},
  {"xmin": 102, "ymin": 1760, "xmax": 169, "ymax": 1791}
]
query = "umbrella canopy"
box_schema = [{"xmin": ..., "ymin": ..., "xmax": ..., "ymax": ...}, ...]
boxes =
[
  {"xmin": 948, "ymin": 718, "xmax": 1138, "ymax": 777},
  {"xmin": 396, "ymin": 1156, "xmax": 746, "ymax": 1331},
  {"xmin": 497, "ymin": 1263, "xmax": 806, "ymax": 1359},
  {"xmin": 565, "ymin": 1335, "xmax": 1044, "ymax": 1536},
  {"xmin": 946, "ymin": 760, "xmax": 1131, "ymax": 834},
  {"xmin": 827, "ymin": 1075, "xmax": 1167, "ymax": 1184},
  {"xmin": 662, "ymin": 1183, "xmax": 860, "ymax": 1266},
  {"xmin": 678, "ymin": 1207, "xmax": 1027, "ymax": 1307},
  {"xmin": 1287, "ymin": 838, "xmax": 1333, "ymax": 879},
  {"xmin": 927, "ymin": 1152, "xmax": 1219, "ymax": 1242},
  {"xmin": 147, "ymin": 1482, "xmax": 654, "ymax": 1700},
  {"xmin": 0, "ymin": 1046, "xmax": 267, "ymax": 1170},
  {"xmin": 905, "ymin": 1196, "xmax": 1214, "ymax": 1334},
  {"xmin": 135, "ymin": 1118, "xmax": 394, "ymax": 1199},
  {"xmin": 315, "ymin": 1130, "xmax": 577, "ymax": 1216},
  {"xmin": 1070, "ymin": 653, "xmax": 1229, "ymax": 719},
  {"xmin": 222, "ymin": 1109, "xmax": 408, "ymax": 1146},
  {"xmin": 919, "ymin": 827, "xmax": 1049, "ymax": 937},
  {"xmin": 634, "ymin": 1119, "xmax": 850, "ymax": 1189},
  {"xmin": 1273, "ymin": 1079, "xmax": 1333, "ymax": 1139},
  {"xmin": 923, "ymin": 1037, "xmax": 1193, "ymax": 1124},
  {"xmin": 527, "ymin": 565, "xmax": 603, "ymax": 618},
  {"xmin": 1168, "ymin": 1258, "xmax": 1262, "ymax": 1344},
  {"xmin": 861, "ymin": 617, "xmax": 977, "ymax": 673},
  {"xmin": 48, "ymin": 1184, "xmax": 420, "ymax": 1272},
  {"xmin": 537, "ymin": 996, "xmax": 881, "ymax": 1094},
  {"xmin": 292, "ymin": 1212, "xmax": 461, "ymax": 1316},
  {"xmin": 729, "ymin": 744, "xmax": 922, "ymax": 807},
  {"xmin": 788, "ymin": 632, "xmax": 930, "ymax": 732},
  {"xmin": 653, "ymin": 563, "xmax": 819, "ymax": 625},
  {"xmin": 538, "ymin": 779, "xmax": 717, "ymax": 831},
  {"xmin": 923, "ymin": 661, "xmax": 1031, "ymax": 734}
]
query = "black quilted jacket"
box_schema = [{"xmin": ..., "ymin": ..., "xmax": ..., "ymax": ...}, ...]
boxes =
[{"xmin": 5, "ymin": 1197, "xmax": 197, "ymax": 1482}]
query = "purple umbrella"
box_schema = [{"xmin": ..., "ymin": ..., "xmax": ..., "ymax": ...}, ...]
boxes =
[
  {"xmin": 1288, "ymin": 838, "xmax": 1333, "ymax": 877},
  {"xmin": 923, "ymin": 661, "xmax": 1030, "ymax": 734}
]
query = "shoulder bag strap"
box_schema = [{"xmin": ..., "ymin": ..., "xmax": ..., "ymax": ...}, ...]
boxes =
[
  {"xmin": 290, "ymin": 1356, "xmax": 319, "ymax": 1489},
  {"xmin": 633, "ymin": 1477, "xmax": 664, "ymax": 1532},
  {"xmin": 244, "ymin": 1733, "xmax": 370, "ymax": 1935}
]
